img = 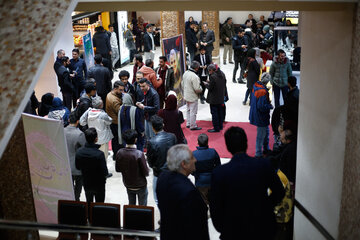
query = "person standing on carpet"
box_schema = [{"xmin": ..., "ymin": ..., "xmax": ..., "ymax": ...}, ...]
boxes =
[
  {"xmin": 249, "ymin": 72, "xmax": 273, "ymax": 157},
  {"xmin": 210, "ymin": 126, "xmax": 284, "ymax": 240},
  {"xmin": 205, "ymin": 64, "xmax": 226, "ymax": 133},
  {"xmin": 192, "ymin": 133, "xmax": 221, "ymax": 205},
  {"xmin": 183, "ymin": 61, "xmax": 203, "ymax": 131}
]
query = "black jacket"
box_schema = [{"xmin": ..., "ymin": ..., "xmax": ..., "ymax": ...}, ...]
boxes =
[
  {"xmin": 206, "ymin": 69, "xmax": 226, "ymax": 105},
  {"xmin": 157, "ymin": 171, "xmax": 209, "ymax": 240},
  {"xmin": 154, "ymin": 66, "xmax": 175, "ymax": 92},
  {"xmin": 146, "ymin": 131, "xmax": 177, "ymax": 177},
  {"xmin": 124, "ymin": 82, "xmax": 136, "ymax": 97},
  {"xmin": 186, "ymin": 28, "xmax": 198, "ymax": 51},
  {"xmin": 210, "ymin": 153, "xmax": 284, "ymax": 240},
  {"xmin": 232, "ymin": 35, "xmax": 248, "ymax": 61},
  {"xmin": 88, "ymin": 64, "xmax": 112, "ymax": 96},
  {"xmin": 75, "ymin": 143, "xmax": 108, "ymax": 191},
  {"xmin": 57, "ymin": 65, "xmax": 74, "ymax": 93},
  {"xmin": 76, "ymin": 95, "xmax": 92, "ymax": 119},
  {"xmin": 143, "ymin": 32, "xmax": 154, "ymax": 52},
  {"xmin": 143, "ymin": 87, "xmax": 160, "ymax": 120},
  {"xmin": 246, "ymin": 58, "xmax": 260, "ymax": 89},
  {"xmin": 279, "ymin": 140, "xmax": 297, "ymax": 183},
  {"xmin": 199, "ymin": 30, "xmax": 215, "ymax": 53},
  {"xmin": 93, "ymin": 31, "xmax": 111, "ymax": 56},
  {"xmin": 194, "ymin": 54, "xmax": 212, "ymax": 77}
]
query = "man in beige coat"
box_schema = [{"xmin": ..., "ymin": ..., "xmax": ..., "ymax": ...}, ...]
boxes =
[{"xmin": 183, "ymin": 61, "xmax": 203, "ymax": 130}]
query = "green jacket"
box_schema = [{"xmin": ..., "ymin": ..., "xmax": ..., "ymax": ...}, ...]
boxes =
[
  {"xmin": 270, "ymin": 57, "xmax": 292, "ymax": 87},
  {"xmin": 221, "ymin": 23, "xmax": 235, "ymax": 45}
]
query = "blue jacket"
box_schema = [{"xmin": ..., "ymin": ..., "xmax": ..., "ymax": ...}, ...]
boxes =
[
  {"xmin": 192, "ymin": 146, "xmax": 221, "ymax": 187},
  {"xmin": 249, "ymin": 81, "xmax": 273, "ymax": 127}
]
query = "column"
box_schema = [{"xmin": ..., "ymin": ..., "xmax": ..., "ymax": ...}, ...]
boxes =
[
  {"xmin": 160, "ymin": 11, "xmax": 185, "ymax": 40},
  {"xmin": 294, "ymin": 9, "xmax": 354, "ymax": 239},
  {"xmin": 338, "ymin": 2, "xmax": 360, "ymax": 239},
  {"xmin": 202, "ymin": 11, "xmax": 220, "ymax": 63}
]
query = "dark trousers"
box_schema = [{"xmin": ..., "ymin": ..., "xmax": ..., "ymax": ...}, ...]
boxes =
[
  {"xmin": 188, "ymin": 48, "xmax": 196, "ymax": 62},
  {"xmin": 199, "ymin": 76, "xmax": 207, "ymax": 100},
  {"xmin": 99, "ymin": 93, "xmax": 107, "ymax": 111},
  {"xmin": 62, "ymin": 91, "xmax": 73, "ymax": 111},
  {"xmin": 110, "ymin": 123, "xmax": 122, "ymax": 159},
  {"xmin": 273, "ymin": 85, "xmax": 289, "ymax": 108},
  {"xmin": 126, "ymin": 186, "xmax": 148, "ymax": 206},
  {"xmin": 72, "ymin": 175, "xmax": 83, "ymax": 201},
  {"xmin": 210, "ymin": 104, "xmax": 224, "ymax": 131},
  {"xmin": 232, "ymin": 55, "xmax": 246, "ymax": 81},
  {"xmin": 85, "ymin": 186, "xmax": 105, "ymax": 203},
  {"xmin": 130, "ymin": 49, "xmax": 137, "ymax": 63}
]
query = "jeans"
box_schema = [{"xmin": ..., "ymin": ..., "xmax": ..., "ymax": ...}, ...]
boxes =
[
  {"xmin": 232, "ymin": 56, "xmax": 246, "ymax": 81},
  {"xmin": 186, "ymin": 101, "xmax": 199, "ymax": 129},
  {"xmin": 111, "ymin": 47, "xmax": 120, "ymax": 68},
  {"xmin": 85, "ymin": 186, "xmax": 105, "ymax": 203},
  {"xmin": 223, "ymin": 44, "xmax": 233, "ymax": 62},
  {"xmin": 153, "ymin": 176, "xmax": 158, "ymax": 205},
  {"xmin": 129, "ymin": 49, "xmax": 137, "ymax": 63},
  {"xmin": 273, "ymin": 85, "xmax": 289, "ymax": 108},
  {"xmin": 127, "ymin": 186, "xmax": 148, "ymax": 206},
  {"xmin": 145, "ymin": 120, "xmax": 155, "ymax": 141},
  {"xmin": 244, "ymin": 88, "xmax": 251, "ymax": 103},
  {"xmin": 256, "ymin": 126, "xmax": 270, "ymax": 157},
  {"xmin": 72, "ymin": 175, "xmax": 83, "ymax": 201},
  {"xmin": 210, "ymin": 104, "xmax": 224, "ymax": 131},
  {"xmin": 110, "ymin": 124, "xmax": 122, "ymax": 159}
]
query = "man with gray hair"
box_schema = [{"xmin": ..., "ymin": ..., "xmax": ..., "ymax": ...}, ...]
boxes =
[
  {"xmin": 183, "ymin": 61, "xmax": 203, "ymax": 130},
  {"xmin": 204, "ymin": 64, "xmax": 226, "ymax": 132},
  {"xmin": 156, "ymin": 144, "xmax": 210, "ymax": 240}
]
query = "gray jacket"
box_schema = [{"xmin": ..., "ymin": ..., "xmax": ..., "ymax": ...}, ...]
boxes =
[{"xmin": 64, "ymin": 126, "xmax": 86, "ymax": 176}]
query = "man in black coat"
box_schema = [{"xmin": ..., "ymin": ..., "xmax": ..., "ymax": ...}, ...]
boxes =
[
  {"xmin": 232, "ymin": 28, "xmax": 248, "ymax": 83},
  {"xmin": 194, "ymin": 46, "xmax": 212, "ymax": 104},
  {"xmin": 186, "ymin": 21, "xmax": 199, "ymax": 62},
  {"xmin": 210, "ymin": 127, "xmax": 285, "ymax": 240},
  {"xmin": 88, "ymin": 54, "xmax": 112, "ymax": 109},
  {"xmin": 143, "ymin": 24, "xmax": 155, "ymax": 61},
  {"xmin": 146, "ymin": 115, "xmax": 177, "ymax": 205},
  {"xmin": 75, "ymin": 128, "xmax": 109, "ymax": 203},
  {"xmin": 57, "ymin": 56, "xmax": 75, "ymax": 111},
  {"xmin": 54, "ymin": 49, "xmax": 65, "ymax": 74},
  {"xmin": 205, "ymin": 64, "xmax": 226, "ymax": 133},
  {"xmin": 157, "ymin": 144, "xmax": 209, "ymax": 240},
  {"xmin": 199, "ymin": 23, "xmax": 215, "ymax": 60},
  {"xmin": 93, "ymin": 26, "xmax": 112, "ymax": 63}
]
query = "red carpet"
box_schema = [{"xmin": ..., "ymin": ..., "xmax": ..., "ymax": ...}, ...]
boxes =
[{"xmin": 182, "ymin": 121, "xmax": 274, "ymax": 158}]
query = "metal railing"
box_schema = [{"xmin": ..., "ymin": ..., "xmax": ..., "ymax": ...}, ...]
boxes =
[{"xmin": 0, "ymin": 219, "xmax": 159, "ymax": 238}]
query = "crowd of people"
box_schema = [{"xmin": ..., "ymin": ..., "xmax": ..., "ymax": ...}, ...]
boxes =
[{"xmin": 21, "ymin": 12, "xmax": 302, "ymax": 240}]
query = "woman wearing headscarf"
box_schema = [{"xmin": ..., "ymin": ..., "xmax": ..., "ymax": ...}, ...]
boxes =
[
  {"xmin": 47, "ymin": 97, "xmax": 70, "ymax": 127},
  {"xmin": 157, "ymin": 93, "xmax": 186, "ymax": 144},
  {"xmin": 118, "ymin": 93, "xmax": 145, "ymax": 151},
  {"xmin": 243, "ymin": 48, "xmax": 260, "ymax": 105},
  {"xmin": 38, "ymin": 92, "xmax": 54, "ymax": 116}
]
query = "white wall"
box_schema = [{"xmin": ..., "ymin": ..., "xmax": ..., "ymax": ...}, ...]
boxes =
[
  {"xmin": 294, "ymin": 10, "xmax": 353, "ymax": 239},
  {"xmin": 184, "ymin": 11, "xmax": 202, "ymax": 23},
  {"xmin": 35, "ymin": 16, "xmax": 74, "ymax": 99},
  {"xmin": 219, "ymin": 11, "xmax": 272, "ymax": 24},
  {"xmin": 137, "ymin": 11, "xmax": 161, "ymax": 25}
]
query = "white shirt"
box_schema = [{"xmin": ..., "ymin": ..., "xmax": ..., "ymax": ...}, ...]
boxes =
[
  {"xmin": 110, "ymin": 31, "xmax": 118, "ymax": 49},
  {"xmin": 149, "ymin": 33, "xmax": 155, "ymax": 51}
]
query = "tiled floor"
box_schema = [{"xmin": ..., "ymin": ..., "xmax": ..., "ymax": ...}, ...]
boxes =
[{"xmin": 40, "ymin": 46, "xmax": 252, "ymax": 239}]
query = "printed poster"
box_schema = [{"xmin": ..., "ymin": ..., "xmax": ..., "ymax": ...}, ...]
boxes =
[
  {"xmin": 22, "ymin": 114, "xmax": 74, "ymax": 223},
  {"xmin": 83, "ymin": 32, "xmax": 95, "ymax": 70},
  {"xmin": 117, "ymin": 11, "xmax": 130, "ymax": 64},
  {"xmin": 162, "ymin": 34, "xmax": 186, "ymax": 106}
]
